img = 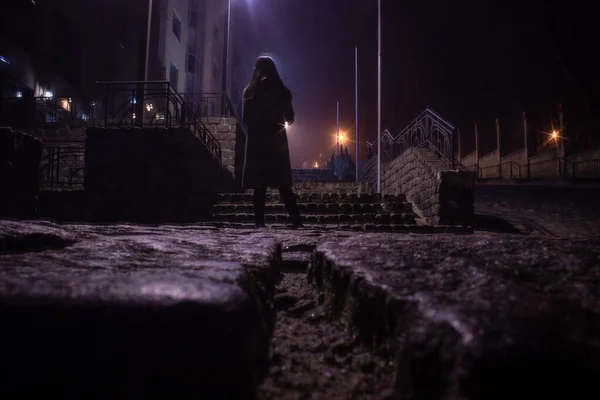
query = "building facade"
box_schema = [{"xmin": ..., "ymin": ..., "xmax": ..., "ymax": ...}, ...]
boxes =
[{"xmin": 0, "ymin": 0, "xmax": 238, "ymax": 128}]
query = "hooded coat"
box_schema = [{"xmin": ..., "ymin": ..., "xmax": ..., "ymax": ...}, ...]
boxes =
[{"xmin": 242, "ymin": 79, "xmax": 295, "ymax": 188}]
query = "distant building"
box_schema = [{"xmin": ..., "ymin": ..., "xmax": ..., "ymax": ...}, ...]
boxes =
[
  {"xmin": 0, "ymin": 0, "xmax": 84, "ymax": 127},
  {"xmin": 0, "ymin": 0, "xmax": 238, "ymax": 127}
]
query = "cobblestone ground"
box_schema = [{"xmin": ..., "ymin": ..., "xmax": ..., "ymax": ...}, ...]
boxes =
[
  {"xmin": 1, "ymin": 184, "xmax": 599, "ymax": 398},
  {"xmin": 474, "ymin": 184, "xmax": 600, "ymax": 238}
]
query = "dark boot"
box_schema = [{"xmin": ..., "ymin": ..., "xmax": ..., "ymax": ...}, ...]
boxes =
[
  {"xmin": 279, "ymin": 186, "xmax": 303, "ymax": 227},
  {"xmin": 253, "ymin": 186, "xmax": 267, "ymax": 227}
]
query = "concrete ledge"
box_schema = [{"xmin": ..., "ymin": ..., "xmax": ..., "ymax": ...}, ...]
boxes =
[
  {"xmin": 0, "ymin": 220, "xmax": 282, "ymax": 399},
  {"xmin": 380, "ymin": 148, "xmax": 475, "ymax": 226},
  {"xmin": 310, "ymin": 234, "xmax": 600, "ymax": 399},
  {"xmin": 84, "ymin": 126, "xmax": 233, "ymax": 222},
  {"xmin": 0, "ymin": 127, "xmax": 42, "ymax": 217}
]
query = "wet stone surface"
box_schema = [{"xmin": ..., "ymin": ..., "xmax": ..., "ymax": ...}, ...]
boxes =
[
  {"xmin": 312, "ymin": 233, "xmax": 600, "ymax": 399},
  {"xmin": 1, "ymin": 181, "xmax": 599, "ymax": 399},
  {"xmin": 259, "ymin": 273, "xmax": 396, "ymax": 400},
  {"xmin": 0, "ymin": 220, "xmax": 280, "ymax": 399},
  {"xmin": 475, "ymin": 184, "xmax": 600, "ymax": 238}
]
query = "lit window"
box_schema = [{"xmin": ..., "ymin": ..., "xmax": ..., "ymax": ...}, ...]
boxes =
[
  {"xmin": 173, "ymin": 11, "xmax": 182, "ymax": 41},
  {"xmin": 44, "ymin": 91, "xmax": 53, "ymax": 98}
]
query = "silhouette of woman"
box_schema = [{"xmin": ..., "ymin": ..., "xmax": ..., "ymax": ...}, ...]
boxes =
[{"xmin": 242, "ymin": 56, "xmax": 302, "ymax": 228}]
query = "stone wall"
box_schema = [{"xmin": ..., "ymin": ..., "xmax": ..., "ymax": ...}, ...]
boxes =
[
  {"xmin": 478, "ymin": 150, "xmax": 500, "ymax": 178},
  {"xmin": 457, "ymin": 144, "xmax": 600, "ymax": 181},
  {"xmin": 29, "ymin": 125, "xmax": 86, "ymax": 143},
  {"xmin": 0, "ymin": 127, "xmax": 42, "ymax": 217},
  {"xmin": 358, "ymin": 156, "xmax": 377, "ymax": 190},
  {"xmin": 291, "ymin": 169, "xmax": 333, "ymax": 182},
  {"xmin": 528, "ymin": 149, "xmax": 559, "ymax": 179},
  {"xmin": 567, "ymin": 146, "xmax": 600, "ymax": 163},
  {"xmin": 566, "ymin": 147, "xmax": 600, "ymax": 178},
  {"xmin": 381, "ymin": 148, "xmax": 476, "ymax": 226},
  {"xmin": 85, "ymin": 126, "xmax": 233, "ymax": 222},
  {"xmin": 21, "ymin": 126, "xmax": 86, "ymax": 190},
  {"xmin": 500, "ymin": 149, "xmax": 528, "ymax": 179},
  {"xmin": 202, "ymin": 117, "xmax": 246, "ymax": 188},
  {"xmin": 461, "ymin": 151, "xmax": 477, "ymax": 168}
]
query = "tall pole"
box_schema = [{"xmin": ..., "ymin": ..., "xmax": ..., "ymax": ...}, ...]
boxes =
[
  {"xmin": 221, "ymin": 0, "xmax": 231, "ymax": 95},
  {"xmin": 457, "ymin": 127, "xmax": 461, "ymax": 162},
  {"xmin": 474, "ymin": 122, "xmax": 480, "ymax": 178},
  {"xmin": 336, "ymin": 101, "xmax": 340, "ymax": 156},
  {"xmin": 523, "ymin": 112, "xmax": 530, "ymax": 179},
  {"xmin": 558, "ymin": 104, "xmax": 565, "ymax": 176},
  {"xmin": 355, "ymin": 46, "xmax": 359, "ymax": 182},
  {"xmin": 135, "ymin": 0, "xmax": 153, "ymax": 126},
  {"xmin": 376, "ymin": 0, "xmax": 382, "ymax": 194},
  {"xmin": 496, "ymin": 117, "xmax": 501, "ymax": 178}
]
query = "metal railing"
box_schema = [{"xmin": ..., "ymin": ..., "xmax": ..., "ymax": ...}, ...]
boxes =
[
  {"xmin": 367, "ymin": 107, "xmax": 455, "ymax": 168},
  {"xmin": 565, "ymin": 158, "xmax": 600, "ymax": 179},
  {"xmin": 40, "ymin": 146, "xmax": 85, "ymax": 190},
  {"xmin": 182, "ymin": 92, "xmax": 238, "ymax": 119},
  {"xmin": 473, "ymin": 157, "xmax": 600, "ymax": 180},
  {"xmin": 35, "ymin": 96, "xmax": 89, "ymax": 124},
  {"xmin": 96, "ymin": 81, "xmax": 221, "ymax": 162},
  {"xmin": 1, "ymin": 96, "xmax": 91, "ymax": 128}
]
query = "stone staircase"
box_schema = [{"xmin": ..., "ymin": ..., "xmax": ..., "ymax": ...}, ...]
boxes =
[{"xmin": 211, "ymin": 182, "xmax": 469, "ymax": 232}]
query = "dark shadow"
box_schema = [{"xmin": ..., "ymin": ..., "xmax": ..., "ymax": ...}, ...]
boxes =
[
  {"xmin": 0, "ymin": 232, "xmax": 74, "ymax": 254},
  {"xmin": 473, "ymin": 214, "xmax": 522, "ymax": 234}
]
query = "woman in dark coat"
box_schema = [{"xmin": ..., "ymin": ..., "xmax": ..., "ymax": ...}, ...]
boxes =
[{"xmin": 242, "ymin": 56, "xmax": 302, "ymax": 228}]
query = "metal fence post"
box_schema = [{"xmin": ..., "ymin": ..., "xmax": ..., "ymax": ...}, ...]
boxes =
[{"xmin": 451, "ymin": 127, "xmax": 455, "ymax": 169}]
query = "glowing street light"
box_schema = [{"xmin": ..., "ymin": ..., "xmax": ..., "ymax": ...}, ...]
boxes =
[
  {"xmin": 338, "ymin": 133, "xmax": 345, "ymax": 142},
  {"xmin": 284, "ymin": 121, "xmax": 289, "ymax": 128},
  {"xmin": 551, "ymin": 130, "xmax": 558, "ymax": 139}
]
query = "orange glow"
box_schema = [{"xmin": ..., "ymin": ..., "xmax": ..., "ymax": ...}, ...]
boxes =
[{"xmin": 313, "ymin": 161, "xmax": 319, "ymax": 169}]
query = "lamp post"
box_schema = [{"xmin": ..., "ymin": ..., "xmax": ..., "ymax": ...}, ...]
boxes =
[
  {"xmin": 355, "ymin": 46, "xmax": 359, "ymax": 182},
  {"xmin": 222, "ymin": 0, "xmax": 232, "ymax": 97},
  {"xmin": 376, "ymin": 0, "xmax": 382, "ymax": 194},
  {"xmin": 336, "ymin": 100, "xmax": 340, "ymax": 156},
  {"xmin": 135, "ymin": 0, "xmax": 153, "ymax": 126}
]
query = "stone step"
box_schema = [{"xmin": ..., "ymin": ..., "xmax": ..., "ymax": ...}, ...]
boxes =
[
  {"xmin": 205, "ymin": 221, "xmax": 472, "ymax": 233},
  {"xmin": 244, "ymin": 182, "xmax": 372, "ymax": 194},
  {"xmin": 211, "ymin": 212, "xmax": 416, "ymax": 225},
  {"xmin": 0, "ymin": 220, "xmax": 281, "ymax": 399},
  {"xmin": 311, "ymin": 234, "xmax": 600, "ymax": 398},
  {"xmin": 213, "ymin": 202, "xmax": 414, "ymax": 214},
  {"xmin": 217, "ymin": 192, "xmax": 405, "ymax": 204}
]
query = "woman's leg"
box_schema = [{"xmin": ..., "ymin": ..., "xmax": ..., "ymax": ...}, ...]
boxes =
[
  {"xmin": 279, "ymin": 186, "xmax": 302, "ymax": 226},
  {"xmin": 253, "ymin": 185, "xmax": 267, "ymax": 227}
]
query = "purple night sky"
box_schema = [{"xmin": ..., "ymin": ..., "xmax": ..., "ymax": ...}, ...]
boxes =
[{"xmin": 231, "ymin": 0, "xmax": 594, "ymax": 168}]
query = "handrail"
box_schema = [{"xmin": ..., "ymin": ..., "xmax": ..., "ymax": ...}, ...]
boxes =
[
  {"xmin": 367, "ymin": 107, "xmax": 455, "ymax": 168},
  {"xmin": 96, "ymin": 81, "xmax": 222, "ymax": 163},
  {"xmin": 474, "ymin": 157, "xmax": 600, "ymax": 180},
  {"xmin": 40, "ymin": 146, "xmax": 85, "ymax": 189}
]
